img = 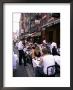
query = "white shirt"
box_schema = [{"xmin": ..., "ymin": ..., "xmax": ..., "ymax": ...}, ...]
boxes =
[
  {"xmin": 32, "ymin": 57, "xmax": 41, "ymax": 67},
  {"xmin": 51, "ymin": 42, "xmax": 57, "ymax": 49},
  {"xmin": 42, "ymin": 54, "xmax": 55, "ymax": 75},
  {"xmin": 57, "ymin": 48, "xmax": 60, "ymax": 55},
  {"xmin": 13, "ymin": 53, "xmax": 18, "ymax": 69},
  {"xmin": 18, "ymin": 41, "xmax": 24, "ymax": 50},
  {"xmin": 54, "ymin": 55, "xmax": 60, "ymax": 66},
  {"xmin": 43, "ymin": 40, "xmax": 47, "ymax": 44}
]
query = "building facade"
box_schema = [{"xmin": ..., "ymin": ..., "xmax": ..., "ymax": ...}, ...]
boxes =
[
  {"xmin": 19, "ymin": 13, "xmax": 30, "ymax": 39},
  {"xmin": 40, "ymin": 13, "xmax": 60, "ymax": 47},
  {"xmin": 19, "ymin": 13, "xmax": 60, "ymax": 47}
]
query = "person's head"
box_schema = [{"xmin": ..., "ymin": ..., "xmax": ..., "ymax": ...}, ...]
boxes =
[
  {"xmin": 32, "ymin": 45, "xmax": 35, "ymax": 49},
  {"xmin": 42, "ymin": 48, "xmax": 48, "ymax": 55},
  {"xmin": 34, "ymin": 51, "xmax": 41, "ymax": 57},
  {"xmin": 34, "ymin": 46, "xmax": 41, "ymax": 56},
  {"xmin": 35, "ymin": 46, "xmax": 39, "ymax": 50},
  {"xmin": 34, "ymin": 43, "xmax": 37, "ymax": 47}
]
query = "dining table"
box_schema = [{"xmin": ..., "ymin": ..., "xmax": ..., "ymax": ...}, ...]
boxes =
[{"xmin": 32, "ymin": 55, "xmax": 60, "ymax": 68}]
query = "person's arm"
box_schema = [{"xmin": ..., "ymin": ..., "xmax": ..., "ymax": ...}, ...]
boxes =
[
  {"xmin": 32, "ymin": 49, "xmax": 35, "ymax": 59},
  {"xmin": 39, "ymin": 46, "xmax": 43, "ymax": 55}
]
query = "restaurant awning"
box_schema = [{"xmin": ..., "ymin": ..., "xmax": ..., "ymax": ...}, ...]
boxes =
[
  {"xmin": 24, "ymin": 32, "xmax": 41, "ymax": 37},
  {"xmin": 41, "ymin": 18, "xmax": 60, "ymax": 28},
  {"xmin": 31, "ymin": 32, "xmax": 41, "ymax": 37}
]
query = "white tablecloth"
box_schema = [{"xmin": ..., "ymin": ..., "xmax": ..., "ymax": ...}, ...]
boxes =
[
  {"xmin": 32, "ymin": 56, "xmax": 60, "ymax": 68},
  {"xmin": 32, "ymin": 59, "xmax": 40, "ymax": 67}
]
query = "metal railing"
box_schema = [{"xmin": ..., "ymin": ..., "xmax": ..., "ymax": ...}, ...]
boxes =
[{"xmin": 41, "ymin": 18, "xmax": 60, "ymax": 28}]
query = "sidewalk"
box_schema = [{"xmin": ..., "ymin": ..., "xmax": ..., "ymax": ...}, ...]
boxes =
[{"xmin": 13, "ymin": 63, "xmax": 35, "ymax": 77}]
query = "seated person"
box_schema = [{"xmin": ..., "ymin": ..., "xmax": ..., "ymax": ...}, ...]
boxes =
[
  {"xmin": 52, "ymin": 48, "xmax": 60, "ymax": 76},
  {"xmin": 13, "ymin": 52, "xmax": 18, "ymax": 77},
  {"xmin": 39, "ymin": 48, "xmax": 55, "ymax": 76},
  {"xmin": 32, "ymin": 50, "xmax": 42, "ymax": 77}
]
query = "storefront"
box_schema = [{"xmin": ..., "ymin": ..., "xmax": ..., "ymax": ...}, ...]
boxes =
[
  {"xmin": 46, "ymin": 23, "xmax": 60, "ymax": 47},
  {"xmin": 24, "ymin": 32, "xmax": 41, "ymax": 44},
  {"xmin": 41, "ymin": 22, "xmax": 60, "ymax": 48}
]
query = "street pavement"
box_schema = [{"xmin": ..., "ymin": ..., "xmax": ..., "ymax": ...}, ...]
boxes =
[
  {"xmin": 13, "ymin": 45, "xmax": 60, "ymax": 77},
  {"xmin": 14, "ymin": 63, "xmax": 35, "ymax": 77},
  {"xmin": 13, "ymin": 45, "xmax": 35, "ymax": 77}
]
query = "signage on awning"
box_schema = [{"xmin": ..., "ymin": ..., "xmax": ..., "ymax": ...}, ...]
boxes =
[{"xmin": 35, "ymin": 20, "xmax": 40, "ymax": 24}]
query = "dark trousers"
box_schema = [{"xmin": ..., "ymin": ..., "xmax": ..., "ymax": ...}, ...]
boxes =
[
  {"xmin": 19, "ymin": 50, "xmax": 26, "ymax": 66},
  {"xmin": 26, "ymin": 55, "xmax": 32, "ymax": 64}
]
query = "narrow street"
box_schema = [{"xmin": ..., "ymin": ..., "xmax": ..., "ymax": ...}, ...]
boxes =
[
  {"xmin": 13, "ymin": 13, "xmax": 60, "ymax": 77},
  {"xmin": 13, "ymin": 46, "xmax": 35, "ymax": 77},
  {"xmin": 14, "ymin": 63, "xmax": 35, "ymax": 77}
]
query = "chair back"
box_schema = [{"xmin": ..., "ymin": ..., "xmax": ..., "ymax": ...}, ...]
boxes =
[{"xmin": 47, "ymin": 65, "xmax": 55, "ymax": 76}]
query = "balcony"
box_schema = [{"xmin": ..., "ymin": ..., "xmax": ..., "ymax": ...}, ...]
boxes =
[{"xmin": 41, "ymin": 18, "xmax": 60, "ymax": 28}]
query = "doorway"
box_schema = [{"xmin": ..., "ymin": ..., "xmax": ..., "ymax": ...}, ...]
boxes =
[{"xmin": 48, "ymin": 31, "xmax": 53, "ymax": 42}]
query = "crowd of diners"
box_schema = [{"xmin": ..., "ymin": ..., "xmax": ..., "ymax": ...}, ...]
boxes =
[{"xmin": 13, "ymin": 38, "xmax": 60, "ymax": 77}]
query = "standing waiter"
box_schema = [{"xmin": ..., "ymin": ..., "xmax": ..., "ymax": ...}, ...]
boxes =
[{"xmin": 18, "ymin": 39, "xmax": 26, "ymax": 66}]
